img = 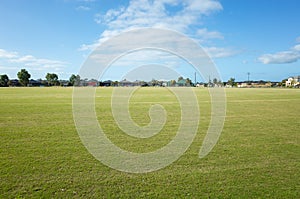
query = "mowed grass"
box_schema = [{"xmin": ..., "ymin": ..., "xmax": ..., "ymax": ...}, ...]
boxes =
[{"xmin": 0, "ymin": 87, "xmax": 299, "ymax": 198}]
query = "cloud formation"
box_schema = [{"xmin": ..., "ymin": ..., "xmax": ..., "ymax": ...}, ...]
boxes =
[
  {"xmin": 95, "ymin": 0, "xmax": 222, "ymax": 30},
  {"xmin": 258, "ymin": 38, "xmax": 300, "ymax": 64},
  {"xmin": 76, "ymin": 6, "xmax": 90, "ymax": 11},
  {"xmin": 0, "ymin": 48, "xmax": 68, "ymax": 72},
  {"xmin": 204, "ymin": 47, "xmax": 238, "ymax": 58},
  {"xmin": 197, "ymin": 28, "xmax": 224, "ymax": 41},
  {"xmin": 0, "ymin": 49, "xmax": 18, "ymax": 59},
  {"xmin": 80, "ymin": 0, "xmax": 230, "ymax": 57}
]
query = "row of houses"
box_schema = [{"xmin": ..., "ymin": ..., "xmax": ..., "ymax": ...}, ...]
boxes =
[
  {"xmin": 98, "ymin": 79, "xmax": 192, "ymax": 87},
  {"xmin": 235, "ymin": 81, "xmax": 275, "ymax": 88},
  {"xmin": 6, "ymin": 78, "xmax": 193, "ymax": 87},
  {"xmin": 7, "ymin": 79, "xmax": 46, "ymax": 87},
  {"xmin": 227, "ymin": 76, "xmax": 300, "ymax": 88},
  {"xmin": 7, "ymin": 76, "xmax": 300, "ymax": 88},
  {"xmin": 8, "ymin": 79, "xmax": 80, "ymax": 87},
  {"xmin": 99, "ymin": 79, "xmax": 286, "ymax": 88}
]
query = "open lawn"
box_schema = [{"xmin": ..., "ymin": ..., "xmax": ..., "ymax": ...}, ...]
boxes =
[{"xmin": 0, "ymin": 87, "xmax": 299, "ymax": 198}]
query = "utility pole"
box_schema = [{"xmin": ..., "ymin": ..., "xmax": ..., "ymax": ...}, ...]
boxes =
[
  {"xmin": 247, "ymin": 72, "xmax": 250, "ymax": 84},
  {"xmin": 194, "ymin": 72, "xmax": 196, "ymax": 86}
]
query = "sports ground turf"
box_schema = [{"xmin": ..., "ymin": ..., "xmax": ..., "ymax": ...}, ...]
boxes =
[{"xmin": 0, "ymin": 87, "xmax": 299, "ymax": 198}]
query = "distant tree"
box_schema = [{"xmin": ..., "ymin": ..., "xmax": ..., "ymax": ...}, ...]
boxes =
[
  {"xmin": 208, "ymin": 78, "xmax": 212, "ymax": 87},
  {"xmin": 69, "ymin": 74, "xmax": 80, "ymax": 86},
  {"xmin": 281, "ymin": 79, "xmax": 288, "ymax": 87},
  {"xmin": 45, "ymin": 73, "xmax": 59, "ymax": 86},
  {"xmin": 170, "ymin": 80, "xmax": 176, "ymax": 86},
  {"xmin": 138, "ymin": 80, "xmax": 145, "ymax": 87},
  {"xmin": 141, "ymin": 81, "xmax": 149, "ymax": 87},
  {"xmin": 111, "ymin": 81, "xmax": 119, "ymax": 87},
  {"xmin": 17, "ymin": 69, "xmax": 31, "ymax": 86},
  {"xmin": 151, "ymin": 79, "xmax": 159, "ymax": 86},
  {"xmin": 213, "ymin": 78, "xmax": 218, "ymax": 85},
  {"xmin": 69, "ymin": 74, "xmax": 77, "ymax": 86},
  {"xmin": 158, "ymin": 81, "xmax": 163, "ymax": 87},
  {"xmin": 290, "ymin": 79, "xmax": 296, "ymax": 87},
  {"xmin": 227, "ymin": 77, "xmax": 236, "ymax": 87},
  {"xmin": 186, "ymin": 78, "xmax": 192, "ymax": 86},
  {"xmin": 7, "ymin": 80, "xmax": 12, "ymax": 87},
  {"xmin": 72, "ymin": 75, "xmax": 81, "ymax": 86},
  {"xmin": 0, "ymin": 74, "xmax": 9, "ymax": 87},
  {"xmin": 218, "ymin": 80, "xmax": 223, "ymax": 86},
  {"xmin": 178, "ymin": 76, "xmax": 184, "ymax": 82}
]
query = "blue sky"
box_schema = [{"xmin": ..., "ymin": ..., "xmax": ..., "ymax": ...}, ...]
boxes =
[{"xmin": 0, "ymin": 0, "xmax": 299, "ymax": 82}]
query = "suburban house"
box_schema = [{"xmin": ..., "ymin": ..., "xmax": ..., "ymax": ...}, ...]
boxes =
[
  {"xmin": 28, "ymin": 79, "xmax": 44, "ymax": 87},
  {"xmin": 87, "ymin": 79, "xmax": 99, "ymax": 87},
  {"xmin": 196, "ymin": 83, "xmax": 205, "ymax": 88},
  {"xmin": 99, "ymin": 80, "xmax": 112, "ymax": 87},
  {"xmin": 119, "ymin": 79, "xmax": 142, "ymax": 87},
  {"xmin": 166, "ymin": 78, "xmax": 191, "ymax": 87},
  {"xmin": 286, "ymin": 76, "xmax": 300, "ymax": 87},
  {"xmin": 237, "ymin": 82, "xmax": 248, "ymax": 88},
  {"xmin": 8, "ymin": 79, "xmax": 20, "ymax": 87}
]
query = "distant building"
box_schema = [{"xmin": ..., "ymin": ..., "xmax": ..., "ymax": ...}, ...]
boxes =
[
  {"xmin": 286, "ymin": 76, "xmax": 300, "ymax": 87},
  {"xmin": 28, "ymin": 79, "xmax": 44, "ymax": 87},
  {"xmin": 225, "ymin": 84, "xmax": 233, "ymax": 88},
  {"xmin": 8, "ymin": 79, "xmax": 20, "ymax": 87},
  {"xmin": 99, "ymin": 80, "xmax": 112, "ymax": 87},
  {"xmin": 177, "ymin": 79, "xmax": 188, "ymax": 87},
  {"xmin": 196, "ymin": 83, "xmax": 205, "ymax": 88},
  {"xmin": 167, "ymin": 78, "xmax": 191, "ymax": 87},
  {"xmin": 119, "ymin": 79, "xmax": 141, "ymax": 87},
  {"xmin": 59, "ymin": 80, "xmax": 69, "ymax": 87},
  {"xmin": 236, "ymin": 81, "xmax": 275, "ymax": 88},
  {"xmin": 87, "ymin": 79, "xmax": 98, "ymax": 87},
  {"xmin": 237, "ymin": 82, "xmax": 248, "ymax": 88}
]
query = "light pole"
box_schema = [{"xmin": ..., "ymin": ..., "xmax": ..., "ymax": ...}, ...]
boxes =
[{"xmin": 247, "ymin": 72, "xmax": 250, "ymax": 84}]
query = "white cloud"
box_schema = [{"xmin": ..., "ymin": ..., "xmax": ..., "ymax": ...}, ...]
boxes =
[
  {"xmin": 293, "ymin": 44, "xmax": 300, "ymax": 51},
  {"xmin": 258, "ymin": 51, "xmax": 300, "ymax": 64},
  {"xmin": 81, "ymin": 0, "xmax": 223, "ymax": 51},
  {"xmin": 0, "ymin": 49, "xmax": 18, "ymax": 59},
  {"xmin": 11, "ymin": 55, "xmax": 35, "ymax": 62},
  {"xmin": 0, "ymin": 49, "xmax": 68, "ymax": 71},
  {"xmin": 11, "ymin": 55, "xmax": 67, "ymax": 70},
  {"xmin": 79, "ymin": 29, "xmax": 122, "ymax": 51},
  {"xmin": 0, "ymin": 66, "xmax": 19, "ymax": 70},
  {"xmin": 76, "ymin": 6, "xmax": 90, "ymax": 11},
  {"xmin": 204, "ymin": 47, "xmax": 238, "ymax": 58},
  {"xmin": 197, "ymin": 28, "xmax": 223, "ymax": 41},
  {"xmin": 95, "ymin": 7, "xmax": 125, "ymax": 24},
  {"xmin": 258, "ymin": 41, "xmax": 300, "ymax": 64},
  {"xmin": 185, "ymin": 0, "xmax": 222, "ymax": 14}
]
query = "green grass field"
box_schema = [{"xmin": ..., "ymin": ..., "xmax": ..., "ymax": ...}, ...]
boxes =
[{"xmin": 0, "ymin": 87, "xmax": 299, "ymax": 198}]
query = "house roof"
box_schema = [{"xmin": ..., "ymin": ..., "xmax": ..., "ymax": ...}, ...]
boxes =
[{"xmin": 177, "ymin": 79, "xmax": 186, "ymax": 84}]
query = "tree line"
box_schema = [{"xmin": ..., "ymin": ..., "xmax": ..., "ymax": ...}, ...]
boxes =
[
  {"xmin": 1, "ymin": 68, "xmax": 286, "ymax": 88},
  {"xmin": 0, "ymin": 69, "xmax": 80, "ymax": 87},
  {"xmin": 0, "ymin": 69, "xmax": 197, "ymax": 87}
]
